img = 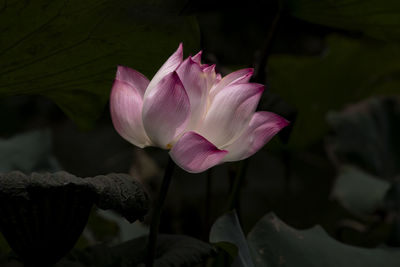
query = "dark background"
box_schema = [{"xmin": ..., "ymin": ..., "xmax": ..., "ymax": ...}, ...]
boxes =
[{"xmin": 1, "ymin": 0, "xmax": 400, "ymax": 265}]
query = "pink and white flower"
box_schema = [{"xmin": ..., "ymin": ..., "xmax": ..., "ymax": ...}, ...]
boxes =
[{"xmin": 110, "ymin": 44, "xmax": 288, "ymax": 173}]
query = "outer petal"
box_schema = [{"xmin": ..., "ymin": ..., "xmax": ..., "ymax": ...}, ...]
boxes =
[
  {"xmin": 176, "ymin": 57, "xmax": 208, "ymax": 130},
  {"xmin": 223, "ymin": 112, "xmax": 289, "ymax": 162},
  {"xmin": 142, "ymin": 72, "xmax": 190, "ymax": 148},
  {"xmin": 210, "ymin": 68, "xmax": 254, "ymax": 97},
  {"xmin": 197, "ymin": 83, "xmax": 264, "ymax": 147},
  {"xmin": 110, "ymin": 80, "xmax": 150, "ymax": 148},
  {"xmin": 116, "ymin": 65, "xmax": 149, "ymax": 97},
  {"xmin": 169, "ymin": 131, "xmax": 228, "ymax": 173},
  {"xmin": 145, "ymin": 43, "xmax": 183, "ymax": 98}
]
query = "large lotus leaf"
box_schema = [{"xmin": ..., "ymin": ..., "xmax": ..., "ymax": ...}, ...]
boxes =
[
  {"xmin": 331, "ymin": 166, "xmax": 391, "ymax": 216},
  {"xmin": 0, "ymin": 0, "xmax": 200, "ymax": 129},
  {"xmin": 284, "ymin": 0, "xmax": 400, "ymax": 42},
  {"xmin": 248, "ymin": 213, "xmax": 400, "ymax": 267},
  {"xmin": 211, "ymin": 211, "xmax": 400, "ymax": 267},
  {"xmin": 0, "ymin": 171, "xmax": 150, "ymax": 265},
  {"xmin": 0, "ymin": 129, "xmax": 61, "ymax": 173},
  {"xmin": 268, "ymin": 35, "xmax": 400, "ymax": 147},
  {"xmin": 0, "ymin": 171, "xmax": 150, "ymax": 224},
  {"xmin": 327, "ymin": 96, "xmax": 400, "ymax": 179}
]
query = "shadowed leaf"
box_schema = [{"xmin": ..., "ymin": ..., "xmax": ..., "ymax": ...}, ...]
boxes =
[
  {"xmin": 331, "ymin": 166, "xmax": 391, "ymax": 216},
  {"xmin": 268, "ymin": 36, "xmax": 400, "ymax": 147},
  {"xmin": 284, "ymin": 0, "xmax": 400, "ymax": 42},
  {"xmin": 248, "ymin": 213, "xmax": 400, "ymax": 267},
  {"xmin": 0, "ymin": 129, "xmax": 61, "ymax": 173},
  {"xmin": 59, "ymin": 234, "xmax": 214, "ymax": 267},
  {"xmin": 209, "ymin": 211, "xmax": 255, "ymax": 267},
  {"xmin": 0, "ymin": 0, "xmax": 200, "ymax": 128},
  {"xmin": 327, "ymin": 96, "xmax": 400, "ymax": 179},
  {"xmin": 0, "ymin": 171, "xmax": 149, "ymax": 265}
]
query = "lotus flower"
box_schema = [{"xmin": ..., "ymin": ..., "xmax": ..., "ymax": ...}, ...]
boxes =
[{"xmin": 110, "ymin": 44, "xmax": 288, "ymax": 173}]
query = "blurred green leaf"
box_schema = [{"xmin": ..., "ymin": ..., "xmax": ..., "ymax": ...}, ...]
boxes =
[
  {"xmin": 96, "ymin": 209, "xmax": 149, "ymax": 242},
  {"xmin": 248, "ymin": 213, "xmax": 400, "ymax": 267},
  {"xmin": 268, "ymin": 35, "xmax": 400, "ymax": 147},
  {"xmin": 85, "ymin": 208, "xmax": 120, "ymax": 245},
  {"xmin": 385, "ymin": 182, "xmax": 400, "ymax": 246},
  {"xmin": 60, "ymin": 234, "xmax": 214, "ymax": 267},
  {"xmin": 0, "ymin": 233, "xmax": 10, "ymax": 255},
  {"xmin": 0, "ymin": 129, "xmax": 61, "ymax": 173},
  {"xmin": 210, "ymin": 211, "xmax": 254, "ymax": 267},
  {"xmin": 284, "ymin": 0, "xmax": 400, "ymax": 42},
  {"xmin": 332, "ymin": 166, "xmax": 391, "ymax": 215},
  {"xmin": 211, "ymin": 211, "xmax": 400, "ymax": 267},
  {"xmin": 0, "ymin": 0, "xmax": 200, "ymax": 129},
  {"xmin": 327, "ymin": 97, "xmax": 400, "ymax": 244},
  {"xmin": 149, "ymin": 234, "xmax": 214, "ymax": 267},
  {"xmin": 327, "ymin": 96, "xmax": 400, "ymax": 179}
]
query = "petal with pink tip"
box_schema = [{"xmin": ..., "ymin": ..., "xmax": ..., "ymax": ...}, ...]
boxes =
[
  {"xmin": 216, "ymin": 73, "xmax": 222, "ymax": 82},
  {"xmin": 176, "ymin": 57, "xmax": 208, "ymax": 129},
  {"xmin": 169, "ymin": 131, "xmax": 228, "ymax": 173},
  {"xmin": 191, "ymin": 51, "xmax": 202, "ymax": 64},
  {"xmin": 210, "ymin": 68, "xmax": 254, "ymax": 97},
  {"xmin": 145, "ymin": 43, "xmax": 183, "ymax": 97},
  {"xmin": 203, "ymin": 64, "xmax": 218, "ymax": 89},
  {"xmin": 142, "ymin": 72, "xmax": 190, "ymax": 148},
  {"xmin": 224, "ymin": 112, "xmax": 289, "ymax": 162},
  {"xmin": 197, "ymin": 83, "xmax": 264, "ymax": 147},
  {"xmin": 110, "ymin": 80, "xmax": 150, "ymax": 148},
  {"xmin": 116, "ymin": 65, "xmax": 149, "ymax": 97}
]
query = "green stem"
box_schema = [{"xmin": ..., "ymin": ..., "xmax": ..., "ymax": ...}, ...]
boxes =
[
  {"xmin": 253, "ymin": 3, "xmax": 282, "ymax": 83},
  {"xmin": 146, "ymin": 157, "xmax": 176, "ymax": 267},
  {"xmin": 227, "ymin": 159, "xmax": 249, "ymax": 211},
  {"xmin": 203, "ymin": 168, "xmax": 213, "ymax": 240}
]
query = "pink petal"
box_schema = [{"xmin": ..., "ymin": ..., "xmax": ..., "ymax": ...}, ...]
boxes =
[
  {"xmin": 224, "ymin": 112, "xmax": 289, "ymax": 162},
  {"xmin": 169, "ymin": 131, "xmax": 228, "ymax": 173},
  {"xmin": 116, "ymin": 65, "xmax": 149, "ymax": 97},
  {"xmin": 210, "ymin": 68, "xmax": 254, "ymax": 97},
  {"xmin": 203, "ymin": 64, "xmax": 218, "ymax": 89},
  {"xmin": 176, "ymin": 57, "xmax": 209, "ymax": 129},
  {"xmin": 216, "ymin": 73, "xmax": 222, "ymax": 82},
  {"xmin": 110, "ymin": 80, "xmax": 150, "ymax": 148},
  {"xmin": 142, "ymin": 72, "xmax": 190, "ymax": 148},
  {"xmin": 145, "ymin": 43, "xmax": 184, "ymax": 98},
  {"xmin": 203, "ymin": 64, "xmax": 215, "ymax": 73},
  {"xmin": 192, "ymin": 51, "xmax": 202, "ymax": 64},
  {"xmin": 196, "ymin": 83, "xmax": 264, "ymax": 147}
]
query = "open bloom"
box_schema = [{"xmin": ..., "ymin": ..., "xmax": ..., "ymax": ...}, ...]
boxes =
[{"xmin": 110, "ymin": 44, "xmax": 288, "ymax": 173}]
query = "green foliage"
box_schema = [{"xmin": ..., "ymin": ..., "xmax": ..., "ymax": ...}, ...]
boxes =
[
  {"xmin": 327, "ymin": 96, "xmax": 400, "ymax": 244},
  {"xmin": 284, "ymin": 0, "xmax": 400, "ymax": 42},
  {"xmin": 332, "ymin": 166, "xmax": 390, "ymax": 216},
  {"xmin": 0, "ymin": 0, "xmax": 200, "ymax": 129},
  {"xmin": 268, "ymin": 36, "xmax": 400, "ymax": 147},
  {"xmin": 328, "ymin": 97, "xmax": 400, "ymax": 214},
  {"xmin": 210, "ymin": 211, "xmax": 254, "ymax": 267},
  {"xmin": 85, "ymin": 209, "xmax": 121, "ymax": 245},
  {"xmin": 58, "ymin": 234, "xmax": 214, "ymax": 266},
  {"xmin": 0, "ymin": 129, "xmax": 61, "ymax": 173},
  {"xmin": 248, "ymin": 213, "xmax": 400, "ymax": 267},
  {"xmin": 327, "ymin": 97, "xmax": 400, "ymax": 179},
  {"xmin": 210, "ymin": 211, "xmax": 400, "ymax": 267},
  {"xmin": 0, "ymin": 233, "xmax": 10, "ymax": 255}
]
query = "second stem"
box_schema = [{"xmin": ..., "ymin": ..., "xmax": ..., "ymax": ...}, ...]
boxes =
[{"xmin": 146, "ymin": 157, "xmax": 176, "ymax": 267}]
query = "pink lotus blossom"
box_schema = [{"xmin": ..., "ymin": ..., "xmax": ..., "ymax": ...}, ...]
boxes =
[{"xmin": 110, "ymin": 44, "xmax": 288, "ymax": 173}]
